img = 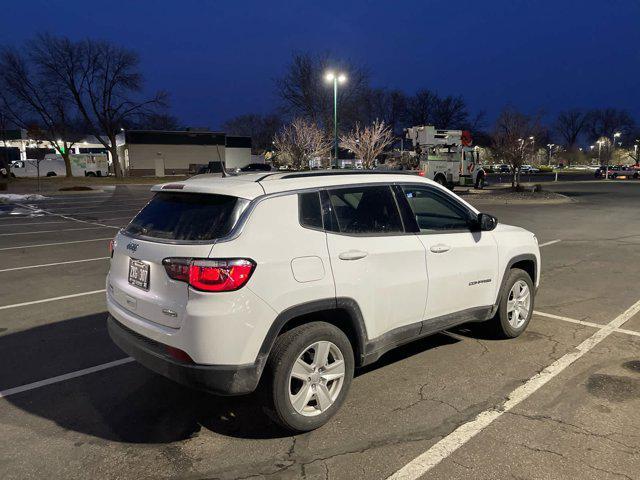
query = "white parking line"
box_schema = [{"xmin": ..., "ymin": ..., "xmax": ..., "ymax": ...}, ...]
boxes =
[
  {"xmin": 387, "ymin": 297, "xmax": 640, "ymax": 480},
  {"xmin": 0, "ymin": 226, "xmax": 114, "ymax": 236},
  {"xmin": 535, "ymin": 310, "xmax": 640, "ymax": 338},
  {"xmin": 533, "ymin": 310, "xmax": 603, "ymax": 329},
  {"xmin": 0, "ymin": 216, "xmax": 133, "ymax": 227},
  {"xmin": 0, "ymin": 357, "xmax": 134, "ymax": 399},
  {"xmin": 11, "ymin": 202, "xmax": 127, "ymax": 229},
  {"xmin": 0, "ymin": 289, "xmax": 106, "ymax": 311},
  {"xmin": 45, "ymin": 202, "xmax": 148, "ymax": 212},
  {"xmin": 0, "ymin": 257, "xmax": 109, "ymax": 273},
  {"xmin": 539, "ymin": 239, "xmax": 561, "ymax": 247},
  {"xmin": 0, "ymin": 237, "xmax": 113, "ymax": 251}
]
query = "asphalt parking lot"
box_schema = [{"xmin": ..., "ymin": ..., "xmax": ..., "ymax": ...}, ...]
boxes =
[{"xmin": 1, "ymin": 181, "xmax": 640, "ymax": 480}]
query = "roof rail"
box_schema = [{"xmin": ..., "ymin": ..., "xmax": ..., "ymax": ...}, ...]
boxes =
[{"xmin": 275, "ymin": 170, "xmax": 419, "ymax": 180}]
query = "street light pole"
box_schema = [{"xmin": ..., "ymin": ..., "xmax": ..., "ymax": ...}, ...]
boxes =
[
  {"xmin": 325, "ymin": 71, "xmax": 346, "ymax": 168},
  {"xmin": 333, "ymin": 77, "xmax": 338, "ymax": 165}
]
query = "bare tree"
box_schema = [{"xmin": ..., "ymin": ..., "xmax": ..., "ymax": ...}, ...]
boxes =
[
  {"xmin": 222, "ymin": 113, "xmax": 282, "ymax": 153},
  {"xmin": 0, "ymin": 48, "xmax": 83, "ymax": 177},
  {"xmin": 276, "ymin": 52, "xmax": 370, "ymax": 133},
  {"xmin": 491, "ymin": 107, "xmax": 541, "ymax": 188},
  {"xmin": 273, "ymin": 118, "xmax": 332, "ymax": 170},
  {"xmin": 431, "ymin": 95, "xmax": 469, "ymax": 129},
  {"xmin": 127, "ymin": 112, "xmax": 180, "ymax": 131},
  {"xmin": 30, "ymin": 34, "xmax": 167, "ymax": 177},
  {"xmin": 585, "ymin": 108, "xmax": 635, "ymax": 141},
  {"xmin": 554, "ymin": 109, "xmax": 587, "ymax": 153},
  {"xmin": 340, "ymin": 120, "xmax": 394, "ymax": 169},
  {"xmin": 359, "ymin": 88, "xmax": 408, "ymax": 136},
  {"xmin": 406, "ymin": 89, "xmax": 439, "ymax": 126}
]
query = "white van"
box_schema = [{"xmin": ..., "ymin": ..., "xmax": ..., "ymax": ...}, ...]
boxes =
[{"xmin": 11, "ymin": 154, "xmax": 109, "ymax": 177}]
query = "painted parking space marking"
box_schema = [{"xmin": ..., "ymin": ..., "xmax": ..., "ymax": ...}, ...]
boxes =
[
  {"xmin": 387, "ymin": 298, "xmax": 640, "ymax": 480},
  {"xmin": 535, "ymin": 310, "xmax": 640, "ymax": 338},
  {"xmin": 538, "ymin": 239, "xmax": 561, "ymax": 247},
  {"xmin": 0, "ymin": 226, "xmax": 113, "ymax": 236},
  {"xmin": 44, "ymin": 202, "xmax": 149, "ymax": 212},
  {"xmin": 0, "ymin": 257, "xmax": 110, "ymax": 273},
  {"xmin": 0, "ymin": 289, "xmax": 106, "ymax": 311},
  {"xmin": 0, "ymin": 358, "xmax": 134, "ymax": 399},
  {"xmin": 10, "ymin": 202, "xmax": 127, "ymax": 229},
  {"xmin": 0, "ymin": 237, "xmax": 113, "ymax": 251},
  {"xmin": 0, "ymin": 216, "xmax": 134, "ymax": 228}
]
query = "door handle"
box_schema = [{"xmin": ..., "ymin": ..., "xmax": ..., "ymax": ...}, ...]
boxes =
[
  {"xmin": 430, "ymin": 244, "xmax": 451, "ymax": 254},
  {"xmin": 338, "ymin": 250, "xmax": 368, "ymax": 261}
]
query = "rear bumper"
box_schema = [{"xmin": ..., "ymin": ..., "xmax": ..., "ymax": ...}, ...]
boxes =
[{"xmin": 107, "ymin": 315, "xmax": 262, "ymax": 395}]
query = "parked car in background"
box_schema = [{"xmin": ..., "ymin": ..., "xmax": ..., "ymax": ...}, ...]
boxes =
[
  {"xmin": 497, "ymin": 164, "xmax": 511, "ymax": 173},
  {"xmin": 520, "ymin": 165, "xmax": 540, "ymax": 174},
  {"xmin": 595, "ymin": 165, "xmax": 639, "ymax": 179}
]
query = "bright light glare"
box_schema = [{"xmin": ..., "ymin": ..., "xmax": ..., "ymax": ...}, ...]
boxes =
[
  {"xmin": 325, "ymin": 71, "xmax": 335, "ymax": 82},
  {"xmin": 338, "ymin": 74, "xmax": 347, "ymax": 83}
]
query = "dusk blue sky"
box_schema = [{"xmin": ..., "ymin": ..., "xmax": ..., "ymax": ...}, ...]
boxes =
[{"xmin": 1, "ymin": 0, "xmax": 638, "ymax": 130}]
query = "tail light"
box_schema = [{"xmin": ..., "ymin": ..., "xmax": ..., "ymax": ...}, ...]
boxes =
[
  {"xmin": 418, "ymin": 170, "xmax": 425, "ymax": 177},
  {"xmin": 108, "ymin": 239, "xmax": 115, "ymax": 258},
  {"xmin": 162, "ymin": 258, "xmax": 255, "ymax": 292}
]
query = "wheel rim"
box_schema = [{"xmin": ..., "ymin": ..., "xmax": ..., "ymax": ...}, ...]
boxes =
[
  {"xmin": 288, "ymin": 341, "xmax": 346, "ymax": 417},
  {"xmin": 507, "ymin": 280, "xmax": 531, "ymax": 329}
]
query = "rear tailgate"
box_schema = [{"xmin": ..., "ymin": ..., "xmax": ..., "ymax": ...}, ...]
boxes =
[
  {"xmin": 107, "ymin": 190, "xmax": 252, "ymax": 329},
  {"xmin": 109, "ymin": 235, "xmax": 212, "ymax": 328}
]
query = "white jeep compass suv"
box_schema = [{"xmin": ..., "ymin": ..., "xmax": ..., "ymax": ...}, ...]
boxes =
[{"xmin": 107, "ymin": 171, "xmax": 540, "ymax": 432}]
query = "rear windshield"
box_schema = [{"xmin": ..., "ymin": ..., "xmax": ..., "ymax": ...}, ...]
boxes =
[{"xmin": 125, "ymin": 192, "xmax": 247, "ymax": 241}]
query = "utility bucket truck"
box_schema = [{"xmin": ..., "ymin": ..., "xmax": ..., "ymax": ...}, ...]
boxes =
[{"xmin": 405, "ymin": 125, "xmax": 485, "ymax": 190}]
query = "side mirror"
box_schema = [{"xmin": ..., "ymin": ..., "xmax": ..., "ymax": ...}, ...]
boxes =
[{"xmin": 477, "ymin": 213, "xmax": 498, "ymax": 231}]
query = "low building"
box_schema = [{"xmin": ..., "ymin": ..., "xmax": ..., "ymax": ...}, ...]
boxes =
[
  {"xmin": 2, "ymin": 129, "xmax": 254, "ymax": 176},
  {"xmin": 225, "ymin": 136, "xmax": 252, "ymax": 170},
  {"xmin": 120, "ymin": 130, "xmax": 253, "ymax": 176}
]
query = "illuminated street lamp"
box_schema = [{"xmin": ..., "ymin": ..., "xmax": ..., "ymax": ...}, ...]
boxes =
[
  {"xmin": 325, "ymin": 71, "xmax": 347, "ymax": 167},
  {"xmin": 547, "ymin": 143, "xmax": 554, "ymax": 166}
]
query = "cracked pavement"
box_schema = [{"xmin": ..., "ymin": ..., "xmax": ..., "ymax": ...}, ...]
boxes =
[{"xmin": 1, "ymin": 182, "xmax": 640, "ymax": 479}]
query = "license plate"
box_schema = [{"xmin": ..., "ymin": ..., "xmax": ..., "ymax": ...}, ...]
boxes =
[{"xmin": 128, "ymin": 259, "xmax": 150, "ymax": 290}]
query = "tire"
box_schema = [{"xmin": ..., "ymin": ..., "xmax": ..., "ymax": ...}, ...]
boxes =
[
  {"xmin": 86, "ymin": 172, "xmax": 96, "ymax": 177},
  {"xmin": 264, "ymin": 322, "xmax": 354, "ymax": 432},
  {"xmin": 434, "ymin": 175, "xmax": 447, "ymax": 187},
  {"xmin": 475, "ymin": 174, "xmax": 485, "ymax": 190},
  {"xmin": 490, "ymin": 268, "xmax": 534, "ymax": 338},
  {"xmin": 10, "ymin": 172, "xmax": 15, "ymax": 178},
  {"xmin": 46, "ymin": 172, "xmax": 57, "ymax": 177}
]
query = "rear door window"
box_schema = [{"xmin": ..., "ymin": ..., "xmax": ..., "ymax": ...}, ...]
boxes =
[
  {"xmin": 326, "ymin": 185, "xmax": 404, "ymax": 235},
  {"xmin": 298, "ymin": 192, "xmax": 323, "ymax": 230},
  {"xmin": 125, "ymin": 192, "xmax": 248, "ymax": 241}
]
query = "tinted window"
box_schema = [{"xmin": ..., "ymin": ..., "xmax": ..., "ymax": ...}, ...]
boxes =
[
  {"xmin": 402, "ymin": 186, "xmax": 472, "ymax": 232},
  {"xmin": 299, "ymin": 192, "xmax": 323, "ymax": 229},
  {"xmin": 327, "ymin": 185, "xmax": 403, "ymax": 234},
  {"xmin": 125, "ymin": 192, "xmax": 247, "ymax": 241}
]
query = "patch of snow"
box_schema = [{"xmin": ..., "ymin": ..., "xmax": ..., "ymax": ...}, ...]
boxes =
[{"xmin": 0, "ymin": 194, "xmax": 48, "ymax": 203}]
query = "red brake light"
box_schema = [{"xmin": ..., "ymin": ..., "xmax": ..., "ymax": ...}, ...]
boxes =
[
  {"xmin": 163, "ymin": 258, "xmax": 255, "ymax": 292},
  {"xmin": 189, "ymin": 259, "xmax": 255, "ymax": 292}
]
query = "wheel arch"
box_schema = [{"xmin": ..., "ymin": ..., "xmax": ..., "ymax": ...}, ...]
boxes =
[
  {"xmin": 492, "ymin": 254, "xmax": 537, "ymax": 312},
  {"xmin": 257, "ymin": 298, "xmax": 369, "ymax": 370}
]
